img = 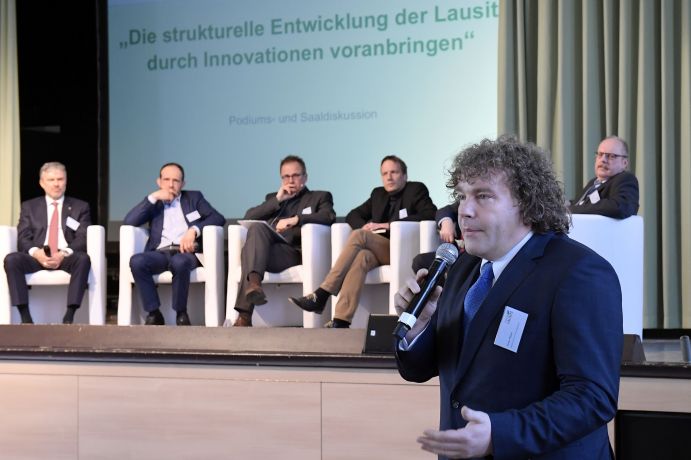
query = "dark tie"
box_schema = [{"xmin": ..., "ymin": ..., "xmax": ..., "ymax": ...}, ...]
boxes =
[
  {"xmin": 48, "ymin": 201, "xmax": 59, "ymax": 255},
  {"xmin": 463, "ymin": 262, "xmax": 494, "ymax": 336}
]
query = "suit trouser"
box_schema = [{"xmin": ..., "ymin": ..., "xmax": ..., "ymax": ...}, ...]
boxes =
[
  {"xmin": 3, "ymin": 251, "xmax": 91, "ymax": 307},
  {"xmin": 321, "ymin": 229, "xmax": 390, "ymax": 322},
  {"xmin": 235, "ymin": 224, "xmax": 301, "ymax": 315},
  {"xmin": 129, "ymin": 250, "xmax": 201, "ymax": 313}
]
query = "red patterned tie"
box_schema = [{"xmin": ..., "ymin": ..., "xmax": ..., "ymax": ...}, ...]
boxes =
[{"xmin": 48, "ymin": 201, "xmax": 59, "ymax": 255}]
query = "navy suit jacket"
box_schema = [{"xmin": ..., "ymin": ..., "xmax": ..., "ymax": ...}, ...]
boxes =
[
  {"xmin": 346, "ymin": 181, "xmax": 436, "ymax": 230},
  {"xmin": 16, "ymin": 196, "xmax": 91, "ymax": 253},
  {"xmin": 123, "ymin": 190, "xmax": 225, "ymax": 252},
  {"xmin": 397, "ymin": 232, "xmax": 622, "ymax": 459},
  {"xmin": 569, "ymin": 171, "xmax": 639, "ymax": 218}
]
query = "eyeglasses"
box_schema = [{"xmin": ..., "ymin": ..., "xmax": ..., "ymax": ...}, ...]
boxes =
[
  {"xmin": 281, "ymin": 173, "xmax": 304, "ymax": 181},
  {"xmin": 595, "ymin": 151, "xmax": 628, "ymax": 161}
]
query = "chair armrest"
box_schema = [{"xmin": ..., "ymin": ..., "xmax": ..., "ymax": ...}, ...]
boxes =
[
  {"xmin": 202, "ymin": 225, "xmax": 224, "ymax": 271},
  {"xmin": 86, "ymin": 225, "xmax": 106, "ymax": 261},
  {"xmin": 119, "ymin": 225, "xmax": 149, "ymax": 276},
  {"xmin": 301, "ymin": 224, "xmax": 332, "ymax": 291},
  {"xmin": 86, "ymin": 225, "xmax": 106, "ymax": 283},
  {"xmin": 419, "ymin": 220, "xmax": 440, "ymax": 254},
  {"xmin": 389, "ymin": 220, "xmax": 421, "ymax": 291},
  {"xmin": 386, "ymin": 221, "xmax": 422, "ymax": 312},
  {"xmin": 0, "ymin": 226, "xmax": 18, "ymax": 259},
  {"xmin": 330, "ymin": 223, "xmax": 352, "ymax": 265},
  {"xmin": 227, "ymin": 224, "xmax": 247, "ymax": 275},
  {"xmin": 86, "ymin": 225, "xmax": 107, "ymax": 325}
]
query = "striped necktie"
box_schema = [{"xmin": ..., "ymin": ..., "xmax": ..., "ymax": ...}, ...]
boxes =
[{"xmin": 577, "ymin": 180, "xmax": 602, "ymax": 205}]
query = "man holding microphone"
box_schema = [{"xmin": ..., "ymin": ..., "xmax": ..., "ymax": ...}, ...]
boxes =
[{"xmin": 395, "ymin": 137, "xmax": 622, "ymax": 459}]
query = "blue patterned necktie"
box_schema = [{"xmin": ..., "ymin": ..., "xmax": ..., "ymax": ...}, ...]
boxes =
[{"xmin": 463, "ymin": 262, "xmax": 494, "ymax": 336}]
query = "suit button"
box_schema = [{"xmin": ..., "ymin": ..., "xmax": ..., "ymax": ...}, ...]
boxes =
[{"xmin": 451, "ymin": 400, "xmax": 460, "ymax": 409}]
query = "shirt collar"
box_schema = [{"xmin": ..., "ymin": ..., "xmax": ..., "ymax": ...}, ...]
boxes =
[
  {"xmin": 480, "ymin": 230, "xmax": 534, "ymax": 284},
  {"xmin": 165, "ymin": 195, "xmax": 182, "ymax": 208},
  {"xmin": 45, "ymin": 195, "xmax": 64, "ymax": 206}
]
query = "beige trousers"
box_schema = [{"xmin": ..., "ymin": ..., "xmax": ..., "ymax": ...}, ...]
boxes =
[{"xmin": 321, "ymin": 229, "xmax": 390, "ymax": 322}]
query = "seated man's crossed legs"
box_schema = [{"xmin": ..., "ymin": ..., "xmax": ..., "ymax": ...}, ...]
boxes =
[
  {"xmin": 233, "ymin": 224, "xmax": 301, "ymax": 327},
  {"xmin": 290, "ymin": 229, "xmax": 390, "ymax": 328}
]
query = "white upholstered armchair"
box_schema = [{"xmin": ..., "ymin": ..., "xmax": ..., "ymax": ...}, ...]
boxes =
[
  {"xmin": 568, "ymin": 214, "xmax": 644, "ymax": 338},
  {"xmin": 117, "ymin": 224, "xmax": 224, "ymax": 326},
  {"xmin": 225, "ymin": 223, "xmax": 332, "ymax": 328},
  {"xmin": 330, "ymin": 221, "xmax": 420, "ymax": 328},
  {"xmin": 0, "ymin": 225, "xmax": 106, "ymax": 325}
]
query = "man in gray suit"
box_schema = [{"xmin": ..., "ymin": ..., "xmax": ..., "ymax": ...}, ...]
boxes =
[{"xmin": 232, "ymin": 155, "xmax": 336, "ymax": 327}]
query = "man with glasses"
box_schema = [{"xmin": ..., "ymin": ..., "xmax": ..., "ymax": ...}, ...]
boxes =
[
  {"xmin": 231, "ymin": 155, "xmax": 335, "ymax": 327},
  {"xmin": 569, "ymin": 135, "xmax": 639, "ymax": 218}
]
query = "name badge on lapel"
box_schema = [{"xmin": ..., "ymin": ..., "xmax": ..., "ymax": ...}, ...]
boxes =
[
  {"xmin": 186, "ymin": 210, "xmax": 201, "ymax": 222},
  {"xmin": 398, "ymin": 208, "xmax": 408, "ymax": 219},
  {"xmin": 302, "ymin": 206, "xmax": 312, "ymax": 215},
  {"xmin": 66, "ymin": 216, "xmax": 80, "ymax": 231},
  {"xmin": 494, "ymin": 306, "xmax": 528, "ymax": 353},
  {"xmin": 588, "ymin": 190, "xmax": 601, "ymax": 204}
]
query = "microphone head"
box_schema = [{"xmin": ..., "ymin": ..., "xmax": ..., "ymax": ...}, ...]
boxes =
[{"xmin": 435, "ymin": 243, "xmax": 459, "ymax": 265}]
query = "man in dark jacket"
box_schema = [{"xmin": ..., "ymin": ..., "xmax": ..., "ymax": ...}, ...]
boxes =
[
  {"xmin": 232, "ymin": 155, "xmax": 336, "ymax": 327},
  {"xmin": 290, "ymin": 155, "xmax": 436, "ymax": 328},
  {"xmin": 569, "ymin": 135, "xmax": 639, "ymax": 218},
  {"xmin": 4, "ymin": 162, "xmax": 91, "ymax": 324},
  {"xmin": 395, "ymin": 137, "xmax": 621, "ymax": 459}
]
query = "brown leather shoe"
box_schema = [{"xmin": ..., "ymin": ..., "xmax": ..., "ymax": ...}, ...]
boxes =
[
  {"xmin": 233, "ymin": 313, "xmax": 253, "ymax": 327},
  {"xmin": 245, "ymin": 272, "xmax": 267, "ymax": 306}
]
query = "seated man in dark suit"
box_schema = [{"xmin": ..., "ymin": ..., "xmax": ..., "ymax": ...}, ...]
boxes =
[
  {"xmin": 232, "ymin": 155, "xmax": 336, "ymax": 327},
  {"xmin": 3, "ymin": 162, "xmax": 91, "ymax": 324},
  {"xmin": 569, "ymin": 135, "xmax": 639, "ymax": 218},
  {"xmin": 395, "ymin": 137, "xmax": 622, "ymax": 459},
  {"xmin": 411, "ymin": 203, "xmax": 461, "ymax": 273},
  {"xmin": 290, "ymin": 155, "xmax": 436, "ymax": 328},
  {"xmin": 123, "ymin": 162, "xmax": 225, "ymax": 326}
]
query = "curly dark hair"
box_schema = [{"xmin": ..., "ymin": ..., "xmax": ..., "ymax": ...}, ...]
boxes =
[{"xmin": 446, "ymin": 136, "xmax": 570, "ymax": 234}]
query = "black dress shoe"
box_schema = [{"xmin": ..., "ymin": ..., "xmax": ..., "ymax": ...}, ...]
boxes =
[
  {"xmin": 145, "ymin": 310, "xmax": 165, "ymax": 325},
  {"xmin": 245, "ymin": 285, "xmax": 267, "ymax": 306},
  {"xmin": 17, "ymin": 305, "xmax": 33, "ymax": 324},
  {"xmin": 325, "ymin": 319, "xmax": 350, "ymax": 328},
  {"xmin": 245, "ymin": 273, "xmax": 267, "ymax": 306},
  {"xmin": 289, "ymin": 293, "xmax": 326, "ymax": 314},
  {"xmin": 62, "ymin": 306, "xmax": 77, "ymax": 324},
  {"xmin": 176, "ymin": 311, "xmax": 191, "ymax": 326}
]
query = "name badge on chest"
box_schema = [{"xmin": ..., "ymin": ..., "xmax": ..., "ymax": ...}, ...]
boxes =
[{"xmin": 494, "ymin": 306, "xmax": 528, "ymax": 353}]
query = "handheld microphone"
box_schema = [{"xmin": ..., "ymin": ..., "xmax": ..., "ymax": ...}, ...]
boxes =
[{"xmin": 393, "ymin": 243, "xmax": 459, "ymax": 341}]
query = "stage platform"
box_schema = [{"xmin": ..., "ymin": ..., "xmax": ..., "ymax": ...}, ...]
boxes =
[
  {"xmin": 0, "ymin": 324, "xmax": 398, "ymax": 368},
  {"xmin": 0, "ymin": 325, "xmax": 689, "ymax": 459},
  {"xmin": 0, "ymin": 325, "xmax": 689, "ymax": 377}
]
